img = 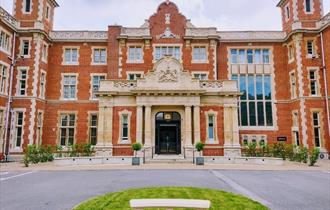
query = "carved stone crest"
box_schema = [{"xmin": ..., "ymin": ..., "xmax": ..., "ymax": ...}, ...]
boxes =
[{"xmin": 158, "ymin": 65, "xmax": 178, "ymax": 82}]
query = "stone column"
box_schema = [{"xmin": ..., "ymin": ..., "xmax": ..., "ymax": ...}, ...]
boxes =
[
  {"xmin": 136, "ymin": 105, "xmax": 143, "ymax": 144},
  {"xmin": 185, "ymin": 106, "xmax": 192, "ymax": 146},
  {"xmin": 95, "ymin": 105, "xmax": 113, "ymax": 156},
  {"xmin": 193, "ymin": 105, "xmax": 201, "ymax": 144},
  {"xmin": 96, "ymin": 106, "xmax": 105, "ymax": 145},
  {"xmin": 144, "ymin": 105, "xmax": 152, "ymax": 147},
  {"xmin": 104, "ymin": 106, "xmax": 113, "ymax": 145},
  {"xmin": 223, "ymin": 104, "xmax": 241, "ymax": 157}
]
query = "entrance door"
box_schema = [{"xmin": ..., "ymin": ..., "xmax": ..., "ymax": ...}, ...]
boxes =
[{"xmin": 155, "ymin": 112, "xmax": 181, "ymax": 154}]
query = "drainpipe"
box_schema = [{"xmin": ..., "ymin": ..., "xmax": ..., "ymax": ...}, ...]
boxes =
[
  {"xmin": 320, "ymin": 32, "xmax": 330, "ymax": 139},
  {"xmin": 3, "ymin": 32, "xmax": 16, "ymax": 162}
]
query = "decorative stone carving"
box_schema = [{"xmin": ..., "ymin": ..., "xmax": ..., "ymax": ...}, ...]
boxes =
[
  {"xmin": 159, "ymin": 68, "xmax": 178, "ymax": 82},
  {"xmin": 114, "ymin": 81, "xmax": 137, "ymax": 88},
  {"xmin": 50, "ymin": 31, "xmax": 108, "ymax": 40},
  {"xmin": 157, "ymin": 27, "xmax": 180, "ymax": 39},
  {"xmin": 0, "ymin": 7, "xmax": 18, "ymax": 28},
  {"xmin": 200, "ymin": 81, "xmax": 223, "ymax": 88},
  {"xmin": 165, "ymin": 13, "xmax": 171, "ymax": 24},
  {"xmin": 218, "ymin": 31, "xmax": 286, "ymax": 41}
]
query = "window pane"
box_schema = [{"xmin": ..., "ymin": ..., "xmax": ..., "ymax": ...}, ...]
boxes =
[
  {"xmin": 65, "ymin": 50, "xmax": 71, "ymax": 62},
  {"xmin": 263, "ymin": 49, "xmax": 270, "ymax": 63},
  {"xmin": 72, "ymin": 49, "xmax": 78, "ymax": 62},
  {"xmin": 256, "ymin": 75, "xmax": 263, "ymax": 99},
  {"xmin": 257, "ymin": 102, "xmax": 265, "ymax": 126},
  {"xmin": 255, "ymin": 49, "xmax": 261, "ymax": 64},
  {"xmin": 264, "ymin": 75, "xmax": 271, "ymax": 100},
  {"xmin": 240, "ymin": 75, "xmax": 247, "ymax": 100},
  {"xmin": 60, "ymin": 128, "xmax": 66, "ymax": 146},
  {"xmin": 239, "ymin": 49, "xmax": 245, "ymax": 63},
  {"xmin": 241, "ymin": 102, "xmax": 248, "ymax": 126},
  {"xmin": 231, "ymin": 49, "xmax": 238, "ymax": 64},
  {"xmin": 248, "ymin": 75, "xmax": 255, "ymax": 100},
  {"xmin": 249, "ymin": 102, "xmax": 256, "ymax": 126},
  {"xmin": 266, "ymin": 102, "xmax": 273, "ymax": 126},
  {"xmin": 247, "ymin": 49, "xmax": 253, "ymax": 64}
]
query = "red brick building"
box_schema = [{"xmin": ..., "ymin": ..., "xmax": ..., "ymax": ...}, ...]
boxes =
[{"xmin": 0, "ymin": 0, "xmax": 329, "ymax": 159}]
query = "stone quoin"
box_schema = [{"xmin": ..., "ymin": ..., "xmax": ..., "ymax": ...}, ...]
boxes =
[{"xmin": 0, "ymin": 0, "xmax": 329, "ymax": 160}]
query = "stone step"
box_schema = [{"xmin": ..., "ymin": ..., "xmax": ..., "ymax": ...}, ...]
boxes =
[
  {"xmin": 146, "ymin": 158, "xmax": 193, "ymax": 164},
  {"xmin": 5, "ymin": 154, "xmax": 24, "ymax": 162}
]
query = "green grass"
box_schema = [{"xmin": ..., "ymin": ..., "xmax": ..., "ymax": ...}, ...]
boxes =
[{"xmin": 74, "ymin": 187, "xmax": 268, "ymax": 210}]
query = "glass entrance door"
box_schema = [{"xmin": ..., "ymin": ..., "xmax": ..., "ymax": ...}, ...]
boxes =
[{"xmin": 155, "ymin": 112, "xmax": 181, "ymax": 154}]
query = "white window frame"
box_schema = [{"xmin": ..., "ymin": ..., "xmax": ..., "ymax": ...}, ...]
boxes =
[
  {"xmin": 0, "ymin": 108, "xmax": 5, "ymax": 150},
  {"xmin": 16, "ymin": 67, "xmax": 29, "ymax": 96},
  {"xmin": 308, "ymin": 68, "xmax": 319, "ymax": 96},
  {"xmin": 42, "ymin": 42, "xmax": 48, "ymax": 63},
  {"xmin": 288, "ymin": 44, "xmax": 294, "ymax": 63},
  {"xmin": 58, "ymin": 113, "xmax": 76, "ymax": 147},
  {"xmin": 289, "ymin": 71, "xmax": 297, "ymax": 99},
  {"xmin": 192, "ymin": 72, "xmax": 208, "ymax": 80},
  {"xmin": 88, "ymin": 112, "xmax": 98, "ymax": 145},
  {"xmin": 153, "ymin": 44, "xmax": 182, "ymax": 62},
  {"xmin": 0, "ymin": 28, "xmax": 12, "ymax": 55},
  {"xmin": 20, "ymin": 38, "xmax": 31, "ymax": 58},
  {"xmin": 127, "ymin": 45, "xmax": 143, "ymax": 63},
  {"xmin": 304, "ymin": 0, "xmax": 314, "ymax": 14},
  {"xmin": 62, "ymin": 47, "xmax": 79, "ymax": 65},
  {"xmin": 61, "ymin": 73, "xmax": 78, "ymax": 100},
  {"xmin": 22, "ymin": 0, "xmax": 32, "ymax": 14},
  {"xmin": 291, "ymin": 111, "xmax": 299, "ymax": 146},
  {"xmin": 126, "ymin": 71, "xmax": 144, "ymax": 80},
  {"xmin": 45, "ymin": 3, "xmax": 51, "ymax": 20},
  {"xmin": 39, "ymin": 70, "xmax": 46, "ymax": 99},
  {"xmin": 285, "ymin": 3, "xmax": 290, "ymax": 21},
  {"xmin": 12, "ymin": 110, "xmax": 25, "ymax": 150},
  {"xmin": 306, "ymin": 40, "xmax": 316, "ymax": 58},
  {"xmin": 36, "ymin": 110, "xmax": 44, "ymax": 145},
  {"xmin": 91, "ymin": 47, "xmax": 107, "ymax": 65},
  {"xmin": 312, "ymin": 111, "xmax": 322, "ymax": 148},
  {"xmin": 205, "ymin": 110, "xmax": 218, "ymax": 144},
  {"xmin": 90, "ymin": 74, "xmax": 106, "ymax": 100},
  {"xmin": 0, "ymin": 62, "xmax": 9, "ymax": 95},
  {"xmin": 118, "ymin": 110, "xmax": 132, "ymax": 144},
  {"xmin": 192, "ymin": 45, "xmax": 208, "ymax": 63}
]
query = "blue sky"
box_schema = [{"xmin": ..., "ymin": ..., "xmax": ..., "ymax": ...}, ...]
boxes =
[{"xmin": 1, "ymin": 0, "xmax": 329, "ymax": 31}]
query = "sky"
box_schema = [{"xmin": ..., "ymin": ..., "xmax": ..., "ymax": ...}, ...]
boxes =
[{"xmin": 1, "ymin": 0, "xmax": 329, "ymax": 31}]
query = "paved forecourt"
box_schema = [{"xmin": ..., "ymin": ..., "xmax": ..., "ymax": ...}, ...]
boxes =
[{"xmin": 0, "ymin": 166, "xmax": 329, "ymax": 210}]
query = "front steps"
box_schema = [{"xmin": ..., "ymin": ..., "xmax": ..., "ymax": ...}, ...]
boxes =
[{"xmin": 146, "ymin": 155, "xmax": 193, "ymax": 164}]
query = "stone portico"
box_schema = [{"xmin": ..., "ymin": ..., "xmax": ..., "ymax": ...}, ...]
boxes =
[{"xmin": 95, "ymin": 57, "xmax": 241, "ymax": 159}]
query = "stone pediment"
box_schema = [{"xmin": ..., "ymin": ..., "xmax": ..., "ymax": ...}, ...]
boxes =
[{"xmin": 135, "ymin": 57, "xmax": 201, "ymax": 91}]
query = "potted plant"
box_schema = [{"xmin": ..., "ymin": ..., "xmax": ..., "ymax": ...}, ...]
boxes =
[
  {"xmin": 131, "ymin": 142, "xmax": 142, "ymax": 165},
  {"xmin": 195, "ymin": 142, "xmax": 205, "ymax": 165}
]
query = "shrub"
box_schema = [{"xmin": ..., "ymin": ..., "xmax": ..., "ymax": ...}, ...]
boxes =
[
  {"xmin": 285, "ymin": 144, "xmax": 295, "ymax": 161},
  {"xmin": 300, "ymin": 147, "xmax": 308, "ymax": 163},
  {"xmin": 132, "ymin": 143, "xmax": 142, "ymax": 157},
  {"xmin": 309, "ymin": 147, "xmax": 320, "ymax": 166},
  {"xmin": 246, "ymin": 143, "xmax": 257, "ymax": 157},
  {"xmin": 56, "ymin": 145, "xmax": 63, "ymax": 158},
  {"xmin": 23, "ymin": 144, "xmax": 54, "ymax": 166},
  {"xmin": 195, "ymin": 142, "xmax": 205, "ymax": 152},
  {"xmin": 69, "ymin": 144, "xmax": 79, "ymax": 157},
  {"xmin": 82, "ymin": 143, "xmax": 93, "ymax": 157}
]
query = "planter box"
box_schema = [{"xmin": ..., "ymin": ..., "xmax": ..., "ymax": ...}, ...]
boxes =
[
  {"xmin": 54, "ymin": 156, "xmax": 141, "ymax": 166},
  {"xmin": 204, "ymin": 156, "xmax": 284, "ymax": 166},
  {"xmin": 196, "ymin": 157, "xmax": 204, "ymax": 165},
  {"xmin": 132, "ymin": 157, "xmax": 140, "ymax": 165}
]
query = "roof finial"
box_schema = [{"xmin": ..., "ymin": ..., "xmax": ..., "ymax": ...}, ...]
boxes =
[{"xmin": 166, "ymin": 0, "xmax": 170, "ymax": 5}]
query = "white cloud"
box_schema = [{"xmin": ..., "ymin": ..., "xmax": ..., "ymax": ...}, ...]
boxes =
[{"xmin": 1, "ymin": 0, "xmax": 329, "ymax": 31}]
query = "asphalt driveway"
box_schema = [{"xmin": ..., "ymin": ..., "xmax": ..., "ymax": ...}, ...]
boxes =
[{"xmin": 0, "ymin": 169, "xmax": 329, "ymax": 210}]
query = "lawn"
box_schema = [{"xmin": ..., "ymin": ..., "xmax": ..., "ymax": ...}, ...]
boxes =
[{"xmin": 74, "ymin": 187, "xmax": 268, "ymax": 210}]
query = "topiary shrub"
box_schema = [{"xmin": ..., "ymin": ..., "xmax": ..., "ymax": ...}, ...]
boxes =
[
  {"xmin": 195, "ymin": 142, "xmax": 205, "ymax": 152},
  {"xmin": 132, "ymin": 143, "xmax": 142, "ymax": 157}
]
